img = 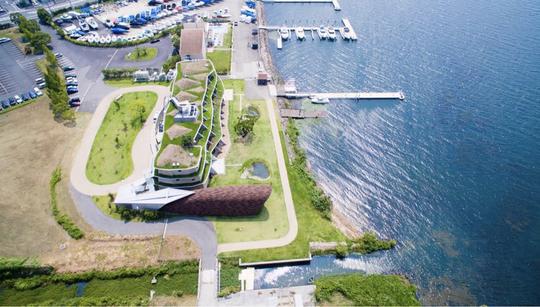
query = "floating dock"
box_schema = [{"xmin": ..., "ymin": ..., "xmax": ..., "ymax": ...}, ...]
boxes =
[
  {"xmin": 279, "ymin": 92, "xmax": 405, "ymax": 100},
  {"xmin": 341, "ymin": 18, "xmax": 357, "ymax": 40},
  {"xmin": 261, "ymin": 0, "xmax": 341, "ymax": 11},
  {"xmin": 280, "ymin": 109, "xmax": 328, "ymax": 118},
  {"xmin": 260, "ymin": 18, "xmax": 357, "ymax": 43}
]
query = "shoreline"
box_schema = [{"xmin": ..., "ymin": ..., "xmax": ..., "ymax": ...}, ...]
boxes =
[{"xmin": 257, "ymin": 3, "xmax": 360, "ymax": 240}]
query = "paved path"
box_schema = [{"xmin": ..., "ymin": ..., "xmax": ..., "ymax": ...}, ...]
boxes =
[
  {"xmin": 217, "ymin": 98, "xmax": 298, "ymax": 253},
  {"xmin": 69, "ymin": 186, "xmax": 217, "ymax": 269},
  {"xmin": 70, "ymin": 85, "xmax": 169, "ymax": 196}
]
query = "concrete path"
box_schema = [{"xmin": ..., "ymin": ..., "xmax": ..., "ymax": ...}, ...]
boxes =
[
  {"xmin": 70, "ymin": 85, "xmax": 170, "ymax": 196},
  {"xmin": 69, "ymin": 186, "xmax": 217, "ymax": 269},
  {"xmin": 217, "ymin": 98, "xmax": 298, "ymax": 253}
]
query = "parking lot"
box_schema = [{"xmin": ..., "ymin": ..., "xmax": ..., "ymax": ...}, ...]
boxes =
[{"xmin": 0, "ymin": 41, "xmax": 42, "ymax": 101}]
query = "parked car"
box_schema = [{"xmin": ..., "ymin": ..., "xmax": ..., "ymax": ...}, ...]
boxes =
[
  {"xmin": 251, "ymin": 29, "xmax": 258, "ymax": 35},
  {"xmin": 66, "ymin": 80, "xmax": 78, "ymax": 86},
  {"xmin": 35, "ymin": 77, "xmax": 44, "ymax": 84},
  {"xmin": 0, "ymin": 37, "xmax": 11, "ymax": 44},
  {"xmin": 21, "ymin": 93, "xmax": 29, "ymax": 101},
  {"xmin": 66, "ymin": 77, "xmax": 78, "ymax": 82},
  {"xmin": 54, "ymin": 52, "xmax": 63, "ymax": 58},
  {"xmin": 65, "ymin": 74, "xmax": 77, "ymax": 78},
  {"xmin": 9, "ymin": 97, "xmax": 16, "ymax": 106},
  {"xmin": 1, "ymin": 99, "xmax": 10, "ymax": 109},
  {"xmin": 14, "ymin": 95, "xmax": 22, "ymax": 103},
  {"xmin": 150, "ymin": 38, "xmax": 160, "ymax": 43},
  {"xmin": 67, "ymin": 87, "xmax": 78, "ymax": 94},
  {"xmin": 69, "ymin": 97, "xmax": 81, "ymax": 106},
  {"xmin": 63, "ymin": 66, "xmax": 75, "ymax": 71},
  {"xmin": 33, "ymin": 87, "xmax": 43, "ymax": 96}
]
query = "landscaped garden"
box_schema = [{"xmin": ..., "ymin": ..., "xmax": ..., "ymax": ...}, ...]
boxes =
[
  {"xmin": 314, "ymin": 274, "xmax": 420, "ymax": 306},
  {"xmin": 86, "ymin": 91, "xmax": 157, "ymax": 184},
  {"xmin": 206, "ymin": 50, "xmax": 231, "ymax": 75},
  {"xmin": 124, "ymin": 47, "xmax": 158, "ymax": 62},
  {"xmin": 210, "ymin": 80, "xmax": 289, "ymax": 243}
]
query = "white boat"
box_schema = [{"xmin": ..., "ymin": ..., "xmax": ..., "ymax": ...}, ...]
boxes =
[
  {"xmin": 87, "ymin": 36, "xmax": 95, "ymax": 43},
  {"xmin": 104, "ymin": 34, "xmax": 112, "ymax": 43},
  {"xmin": 279, "ymin": 27, "xmax": 289, "ymax": 40},
  {"xmin": 99, "ymin": 36, "xmax": 106, "ymax": 44},
  {"xmin": 111, "ymin": 35, "xmax": 118, "ymax": 42},
  {"xmin": 85, "ymin": 17, "xmax": 99, "ymax": 30},
  {"xmin": 79, "ymin": 21, "xmax": 90, "ymax": 32},
  {"xmin": 342, "ymin": 27, "xmax": 351, "ymax": 40},
  {"xmin": 327, "ymin": 27, "xmax": 336, "ymax": 40},
  {"xmin": 295, "ymin": 27, "xmax": 305, "ymax": 40},
  {"xmin": 310, "ymin": 96, "xmax": 330, "ymax": 104},
  {"xmin": 277, "ymin": 36, "xmax": 282, "ymax": 50},
  {"xmin": 317, "ymin": 25, "xmax": 327, "ymax": 39}
]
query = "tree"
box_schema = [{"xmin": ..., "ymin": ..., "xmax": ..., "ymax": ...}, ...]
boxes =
[
  {"xmin": 37, "ymin": 8, "xmax": 52, "ymax": 25},
  {"xmin": 9, "ymin": 13, "xmax": 23, "ymax": 25},
  {"xmin": 181, "ymin": 135, "xmax": 193, "ymax": 148},
  {"xmin": 29, "ymin": 32, "xmax": 51, "ymax": 53}
]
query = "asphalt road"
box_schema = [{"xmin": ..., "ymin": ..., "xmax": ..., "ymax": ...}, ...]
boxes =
[{"xmin": 70, "ymin": 185, "xmax": 217, "ymax": 269}]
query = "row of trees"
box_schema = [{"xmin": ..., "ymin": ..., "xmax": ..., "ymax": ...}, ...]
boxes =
[
  {"xmin": 43, "ymin": 49, "xmax": 75, "ymax": 120},
  {"xmin": 11, "ymin": 13, "xmax": 51, "ymax": 54},
  {"xmin": 102, "ymin": 68, "xmax": 139, "ymax": 80}
]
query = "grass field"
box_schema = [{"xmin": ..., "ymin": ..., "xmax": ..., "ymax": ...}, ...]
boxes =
[
  {"xmin": 223, "ymin": 25, "xmax": 233, "ymax": 48},
  {"xmin": 207, "ymin": 50, "xmax": 231, "ymax": 75},
  {"xmin": 315, "ymin": 274, "xmax": 420, "ymax": 306},
  {"xmin": 104, "ymin": 79, "xmax": 170, "ymax": 88},
  {"xmin": 210, "ymin": 80, "xmax": 289, "ymax": 243},
  {"xmin": 0, "ymin": 97, "xmax": 91, "ymax": 257},
  {"xmin": 124, "ymin": 47, "xmax": 158, "ymax": 61},
  {"xmin": 86, "ymin": 91, "xmax": 157, "ymax": 184},
  {"xmin": 221, "ymin": 103, "xmax": 347, "ymax": 262},
  {"xmin": 0, "ymin": 28, "xmax": 28, "ymax": 52}
]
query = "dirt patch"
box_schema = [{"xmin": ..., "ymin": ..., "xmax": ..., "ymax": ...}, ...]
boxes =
[
  {"xmin": 177, "ymin": 91, "xmax": 197, "ymax": 101},
  {"xmin": 176, "ymin": 78, "xmax": 200, "ymax": 90},
  {"xmin": 190, "ymin": 72, "xmax": 208, "ymax": 81},
  {"xmin": 181, "ymin": 61, "xmax": 209, "ymax": 74},
  {"xmin": 151, "ymin": 295, "xmax": 197, "ymax": 306},
  {"xmin": 40, "ymin": 234, "xmax": 200, "ymax": 273},
  {"xmin": 157, "ymin": 144, "xmax": 198, "ymax": 168},
  {"xmin": 166, "ymin": 124, "xmax": 191, "ymax": 139},
  {"xmin": 0, "ymin": 97, "xmax": 91, "ymax": 257}
]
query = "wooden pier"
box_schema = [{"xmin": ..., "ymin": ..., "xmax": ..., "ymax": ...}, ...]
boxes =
[
  {"xmin": 261, "ymin": 0, "xmax": 341, "ymax": 11},
  {"xmin": 279, "ymin": 92, "xmax": 405, "ymax": 100},
  {"xmin": 260, "ymin": 18, "xmax": 357, "ymax": 42},
  {"xmin": 280, "ymin": 109, "xmax": 328, "ymax": 118}
]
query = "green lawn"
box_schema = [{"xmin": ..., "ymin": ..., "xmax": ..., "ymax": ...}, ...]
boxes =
[
  {"xmin": 315, "ymin": 274, "xmax": 420, "ymax": 306},
  {"xmin": 92, "ymin": 195, "xmax": 126, "ymax": 221},
  {"xmin": 86, "ymin": 91, "xmax": 157, "ymax": 184},
  {"xmin": 220, "ymin": 99, "xmax": 347, "ymax": 262},
  {"xmin": 223, "ymin": 24, "xmax": 233, "ymax": 48},
  {"xmin": 124, "ymin": 47, "xmax": 158, "ymax": 61},
  {"xmin": 210, "ymin": 80, "xmax": 288, "ymax": 243},
  {"xmin": 104, "ymin": 79, "xmax": 170, "ymax": 88},
  {"xmin": 207, "ymin": 50, "xmax": 231, "ymax": 75}
]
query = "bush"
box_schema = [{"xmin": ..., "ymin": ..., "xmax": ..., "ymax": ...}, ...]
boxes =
[
  {"xmin": 162, "ymin": 55, "xmax": 181, "ymax": 72},
  {"xmin": 49, "ymin": 168, "xmax": 84, "ymax": 239},
  {"xmin": 102, "ymin": 67, "xmax": 138, "ymax": 80},
  {"xmin": 335, "ymin": 244, "xmax": 349, "ymax": 258},
  {"xmin": 32, "ymin": 296, "xmax": 149, "ymax": 306},
  {"xmin": 115, "ymin": 206, "xmax": 163, "ymax": 222},
  {"xmin": 172, "ymin": 290, "xmax": 184, "ymax": 297},
  {"xmin": 350, "ymin": 232, "xmax": 396, "ymax": 254}
]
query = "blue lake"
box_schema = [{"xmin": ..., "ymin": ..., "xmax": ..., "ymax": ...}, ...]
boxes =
[{"xmin": 263, "ymin": 0, "xmax": 540, "ymax": 305}]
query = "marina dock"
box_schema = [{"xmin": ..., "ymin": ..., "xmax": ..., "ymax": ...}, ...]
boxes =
[
  {"xmin": 280, "ymin": 109, "xmax": 328, "ymax": 118},
  {"xmin": 279, "ymin": 92, "xmax": 405, "ymax": 100},
  {"xmin": 261, "ymin": 0, "xmax": 341, "ymax": 11},
  {"xmin": 260, "ymin": 18, "xmax": 358, "ymax": 43}
]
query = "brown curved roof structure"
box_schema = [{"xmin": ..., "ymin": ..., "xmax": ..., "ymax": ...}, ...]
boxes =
[{"xmin": 160, "ymin": 185, "xmax": 272, "ymax": 216}]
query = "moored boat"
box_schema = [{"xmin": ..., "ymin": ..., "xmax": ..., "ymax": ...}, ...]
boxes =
[
  {"xmin": 310, "ymin": 96, "xmax": 330, "ymax": 104},
  {"xmin": 327, "ymin": 27, "xmax": 336, "ymax": 40},
  {"xmin": 279, "ymin": 27, "xmax": 289, "ymax": 40},
  {"xmin": 295, "ymin": 27, "xmax": 305, "ymax": 40},
  {"xmin": 85, "ymin": 16, "xmax": 99, "ymax": 30},
  {"xmin": 317, "ymin": 25, "xmax": 327, "ymax": 39}
]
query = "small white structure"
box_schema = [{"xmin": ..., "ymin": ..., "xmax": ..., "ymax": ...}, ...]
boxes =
[
  {"xmin": 133, "ymin": 70, "xmax": 150, "ymax": 82},
  {"xmin": 238, "ymin": 267, "xmax": 255, "ymax": 292},
  {"xmin": 114, "ymin": 177, "xmax": 193, "ymax": 210},
  {"xmin": 170, "ymin": 97, "xmax": 198, "ymax": 122},
  {"xmin": 284, "ymin": 79, "xmax": 297, "ymax": 93}
]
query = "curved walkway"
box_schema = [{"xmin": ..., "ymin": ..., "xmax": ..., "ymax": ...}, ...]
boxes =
[
  {"xmin": 70, "ymin": 85, "xmax": 170, "ymax": 196},
  {"xmin": 216, "ymin": 98, "xmax": 298, "ymax": 253},
  {"xmin": 69, "ymin": 186, "xmax": 217, "ymax": 269}
]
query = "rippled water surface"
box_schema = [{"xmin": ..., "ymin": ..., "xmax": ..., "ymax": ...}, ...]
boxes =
[{"xmin": 263, "ymin": 0, "xmax": 540, "ymax": 304}]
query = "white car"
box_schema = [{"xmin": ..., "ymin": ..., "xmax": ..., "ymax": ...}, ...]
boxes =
[
  {"xmin": 33, "ymin": 87, "xmax": 43, "ymax": 96},
  {"xmin": 14, "ymin": 95, "xmax": 22, "ymax": 103}
]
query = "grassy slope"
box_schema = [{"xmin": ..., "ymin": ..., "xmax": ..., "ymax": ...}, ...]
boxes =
[
  {"xmin": 315, "ymin": 274, "xmax": 420, "ymax": 306},
  {"xmin": 86, "ymin": 91, "xmax": 157, "ymax": 184},
  {"xmin": 221, "ymin": 101, "xmax": 346, "ymax": 262},
  {"xmin": 207, "ymin": 50, "xmax": 231, "ymax": 74},
  {"xmin": 223, "ymin": 24, "xmax": 233, "ymax": 48},
  {"xmin": 210, "ymin": 80, "xmax": 288, "ymax": 243},
  {"xmin": 124, "ymin": 47, "xmax": 158, "ymax": 61}
]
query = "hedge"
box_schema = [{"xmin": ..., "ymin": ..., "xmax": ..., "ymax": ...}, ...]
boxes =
[{"xmin": 49, "ymin": 168, "xmax": 84, "ymax": 239}]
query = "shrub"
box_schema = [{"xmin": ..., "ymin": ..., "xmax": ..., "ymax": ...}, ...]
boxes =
[
  {"xmin": 350, "ymin": 232, "xmax": 396, "ymax": 254},
  {"xmin": 335, "ymin": 244, "xmax": 349, "ymax": 258},
  {"xmin": 49, "ymin": 168, "xmax": 84, "ymax": 239},
  {"xmin": 162, "ymin": 55, "xmax": 181, "ymax": 72}
]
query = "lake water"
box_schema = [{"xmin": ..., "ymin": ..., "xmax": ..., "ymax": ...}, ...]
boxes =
[{"xmin": 263, "ymin": 0, "xmax": 540, "ymax": 305}]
